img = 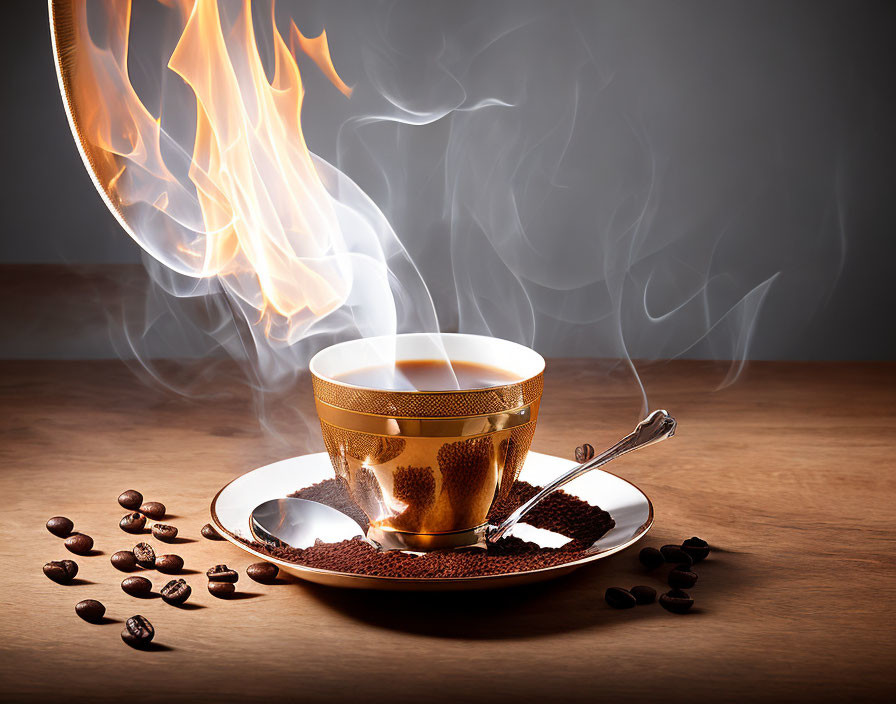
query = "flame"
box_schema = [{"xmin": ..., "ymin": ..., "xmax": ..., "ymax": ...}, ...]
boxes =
[{"xmin": 52, "ymin": 0, "xmax": 369, "ymax": 343}]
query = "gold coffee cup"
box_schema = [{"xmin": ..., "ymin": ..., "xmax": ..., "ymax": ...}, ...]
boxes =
[{"xmin": 310, "ymin": 333, "xmax": 545, "ymax": 551}]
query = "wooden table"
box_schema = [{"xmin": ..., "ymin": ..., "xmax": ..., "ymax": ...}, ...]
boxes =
[{"xmin": 1, "ymin": 359, "xmax": 893, "ymax": 703}]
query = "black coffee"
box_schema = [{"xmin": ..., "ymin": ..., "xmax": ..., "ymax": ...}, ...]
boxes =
[{"xmin": 335, "ymin": 359, "xmax": 520, "ymax": 391}]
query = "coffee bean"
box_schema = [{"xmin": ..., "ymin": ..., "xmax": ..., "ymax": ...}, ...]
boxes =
[
  {"xmin": 139, "ymin": 502, "xmax": 166, "ymax": 520},
  {"xmin": 121, "ymin": 576, "xmax": 152, "ymax": 597},
  {"xmin": 161, "ymin": 578, "xmax": 191, "ymax": 605},
  {"xmin": 659, "ymin": 589, "xmax": 694, "ymax": 614},
  {"xmin": 575, "ymin": 443, "xmax": 595, "ymax": 463},
  {"xmin": 681, "ymin": 536, "xmax": 710, "ymax": 563},
  {"xmin": 46, "ymin": 516, "xmax": 74, "ymax": 538},
  {"xmin": 155, "ymin": 554, "xmax": 184, "ymax": 574},
  {"xmin": 75, "ymin": 599, "xmax": 105, "ymax": 623},
  {"xmin": 65, "ymin": 533, "xmax": 94, "ymax": 555},
  {"xmin": 638, "ymin": 546, "xmax": 664, "ymax": 569},
  {"xmin": 43, "ymin": 559, "xmax": 78, "ymax": 584},
  {"xmin": 201, "ymin": 523, "xmax": 224, "ymax": 540},
  {"xmin": 208, "ymin": 581, "xmax": 235, "ymax": 598},
  {"xmin": 111, "ymin": 551, "xmax": 138, "ymax": 572},
  {"xmin": 630, "ymin": 585, "xmax": 657, "ymax": 605},
  {"xmin": 660, "ymin": 544, "xmax": 693, "ymax": 566},
  {"xmin": 120, "ymin": 512, "xmax": 146, "ymax": 534},
  {"xmin": 605, "ymin": 587, "xmax": 637, "ymax": 609},
  {"xmin": 151, "ymin": 524, "xmax": 178, "ymax": 542},
  {"xmin": 133, "ymin": 542, "xmax": 156, "ymax": 568},
  {"xmin": 121, "ymin": 615, "xmax": 154, "ymax": 648},
  {"xmin": 207, "ymin": 564, "xmax": 239, "ymax": 583},
  {"xmin": 118, "ymin": 490, "xmax": 143, "ymax": 511},
  {"xmin": 668, "ymin": 564, "xmax": 698, "ymax": 589},
  {"xmin": 246, "ymin": 562, "xmax": 278, "ymax": 584}
]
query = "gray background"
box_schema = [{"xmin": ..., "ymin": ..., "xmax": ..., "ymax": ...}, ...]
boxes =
[{"xmin": 1, "ymin": 0, "xmax": 894, "ymax": 361}]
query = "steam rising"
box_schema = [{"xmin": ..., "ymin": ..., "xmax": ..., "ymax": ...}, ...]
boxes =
[{"xmin": 54, "ymin": 0, "xmax": 846, "ymax": 437}]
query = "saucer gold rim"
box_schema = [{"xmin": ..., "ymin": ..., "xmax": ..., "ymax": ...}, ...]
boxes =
[{"xmin": 209, "ymin": 452, "xmax": 654, "ymax": 591}]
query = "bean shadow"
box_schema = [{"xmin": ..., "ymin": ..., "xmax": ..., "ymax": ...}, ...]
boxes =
[
  {"xmin": 70, "ymin": 549, "xmax": 104, "ymax": 557},
  {"xmin": 96, "ymin": 616, "xmax": 122, "ymax": 624},
  {"xmin": 140, "ymin": 642, "xmax": 174, "ymax": 652},
  {"xmin": 300, "ymin": 550, "xmax": 753, "ymax": 640},
  {"xmin": 67, "ymin": 578, "xmax": 95, "ymax": 586},
  {"xmin": 166, "ymin": 537, "xmax": 198, "ymax": 545},
  {"xmin": 130, "ymin": 592, "xmax": 161, "ymax": 600},
  {"xmin": 170, "ymin": 602, "xmax": 205, "ymax": 610},
  {"xmin": 228, "ymin": 591, "xmax": 262, "ymax": 600},
  {"xmin": 173, "ymin": 568, "xmax": 201, "ymax": 575}
]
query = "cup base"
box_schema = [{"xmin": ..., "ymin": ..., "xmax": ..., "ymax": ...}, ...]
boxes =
[{"xmin": 367, "ymin": 524, "xmax": 489, "ymax": 552}]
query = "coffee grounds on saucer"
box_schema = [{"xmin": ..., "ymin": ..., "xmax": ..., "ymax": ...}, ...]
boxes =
[{"xmin": 242, "ymin": 479, "xmax": 615, "ymax": 579}]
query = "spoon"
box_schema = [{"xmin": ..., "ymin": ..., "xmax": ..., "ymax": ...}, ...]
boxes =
[
  {"xmin": 250, "ymin": 409, "xmax": 676, "ymax": 551},
  {"xmin": 486, "ymin": 409, "xmax": 675, "ymax": 542},
  {"xmin": 250, "ymin": 497, "xmax": 365, "ymax": 549}
]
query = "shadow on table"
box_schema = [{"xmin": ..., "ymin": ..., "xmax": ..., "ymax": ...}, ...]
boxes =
[{"xmin": 299, "ymin": 550, "xmax": 752, "ymax": 640}]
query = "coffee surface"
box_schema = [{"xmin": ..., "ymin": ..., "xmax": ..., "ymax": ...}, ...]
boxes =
[{"xmin": 334, "ymin": 359, "xmax": 520, "ymax": 391}]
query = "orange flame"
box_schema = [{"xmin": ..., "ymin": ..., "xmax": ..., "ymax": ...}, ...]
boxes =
[{"xmin": 52, "ymin": 0, "xmax": 358, "ymax": 339}]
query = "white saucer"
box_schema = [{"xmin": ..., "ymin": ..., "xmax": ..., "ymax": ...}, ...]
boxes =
[{"xmin": 210, "ymin": 451, "xmax": 653, "ymax": 591}]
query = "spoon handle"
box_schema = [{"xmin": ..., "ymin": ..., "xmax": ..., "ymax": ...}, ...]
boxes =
[{"xmin": 487, "ymin": 410, "xmax": 676, "ymax": 543}]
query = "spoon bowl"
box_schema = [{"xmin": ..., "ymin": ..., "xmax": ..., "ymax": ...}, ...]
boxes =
[{"xmin": 250, "ymin": 498, "xmax": 364, "ymax": 549}]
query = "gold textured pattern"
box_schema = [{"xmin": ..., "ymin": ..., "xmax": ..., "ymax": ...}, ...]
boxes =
[
  {"xmin": 312, "ymin": 373, "xmax": 543, "ymax": 417},
  {"xmin": 314, "ymin": 398, "xmax": 537, "ymax": 437}
]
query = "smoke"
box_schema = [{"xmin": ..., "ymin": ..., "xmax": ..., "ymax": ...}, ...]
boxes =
[{"xmin": 52, "ymin": 0, "xmax": 847, "ymax": 443}]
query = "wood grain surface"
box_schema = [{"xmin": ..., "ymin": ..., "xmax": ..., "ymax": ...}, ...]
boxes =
[{"xmin": 1, "ymin": 359, "xmax": 894, "ymax": 703}]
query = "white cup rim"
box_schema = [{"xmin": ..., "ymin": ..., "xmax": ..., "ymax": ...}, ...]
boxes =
[{"xmin": 309, "ymin": 332, "xmax": 545, "ymax": 392}]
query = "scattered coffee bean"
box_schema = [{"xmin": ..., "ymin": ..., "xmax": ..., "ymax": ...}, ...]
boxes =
[
  {"xmin": 208, "ymin": 581, "xmax": 235, "ymax": 598},
  {"xmin": 681, "ymin": 536, "xmax": 710, "ymax": 563},
  {"xmin": 668, "ymin": 564, "xmax": 698, "ymax": 589},
  {"xmin": 207, "ymin": 564, "xmax": 239, "ymax": 583},
  {"xmin": 155, "ymin": 554, "xmax": 184, "ymax": 574},
  {"xmin": 639, "ymin": 546, "xmax": 665, "ymax": 569},
  {"xmin": 121, "ymin": 615, "xmax": 154, "ymax": 648},
  {"xmin": 605, "ymin": 587, "xmax": 637, "ymax": 609},
  {"xmin": 120, "ymin": 512, "xmax": 146, "ymax": 534},
  {"xmin": 160, "ymin": 578, "xmax": 191, "ymax": 605},
  {"xmin": 139, "ymin": 502, "xmax": 166, "ymax": 520},
  {"xmin": 65, "ymin": 533, "xmax": 94, "ymax": 555},
  {"xmin": 151, "ymin": 524, "xmax": 178, "ymax": 542},
  {"xmin": 575, "ymin": 443, "xmax": 595, "ymax": 463},
  {"xmin": 46, "ymin": 516, "xmax": 74, "ymax": 538},
  {"xmin": 660, "ymin": 544, "xmax": 693, "ymax": 566},
  {"xmin": 201, "ymin": 523, "xmax": 224, "ymax": 540},
  {"xmin": 133, "ymin": 542, "xmax": 156, "ymax": 568},
  {"xmin": 630, "ymin": 585, "xmax": 657, "ymax": 605},
  {"xmin": 246, "ymin": 562, "xmax": 279, "ymax": 584},
  {"xmin": 75, "ymin": 599, "xmax": 105, "ymax": 623},
  {"xmin": 111, "ymin": 550, "xmax": 138, "ymax": 572},
  {"xmin": 659, "ymin": 589, "xmax": 694, "ymax": 614},
  {"xmin": 121, "ymin": 576, "xmax": 152, "ymax": 597},
  {"xmin": 118, "ymin": 490, "xmax": 143, "ymax": 511},
  {"xmin": 43, "ymin": 559, "xmax": 78, "ymax": 584}
]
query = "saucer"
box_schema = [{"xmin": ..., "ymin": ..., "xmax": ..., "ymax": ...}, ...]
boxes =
[{"xmin": 210, "ymin": 451, "xmax": 653, "ymax": 591}]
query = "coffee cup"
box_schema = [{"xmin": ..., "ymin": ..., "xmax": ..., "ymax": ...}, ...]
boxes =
[{"xmin": 309, "ymin": 333, "xmax": 544, "ymax": 551}]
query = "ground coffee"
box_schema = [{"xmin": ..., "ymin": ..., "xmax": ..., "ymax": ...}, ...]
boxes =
[{"xmin": 244, "ymin": 478, "xmax": 615, "ymax": 579}]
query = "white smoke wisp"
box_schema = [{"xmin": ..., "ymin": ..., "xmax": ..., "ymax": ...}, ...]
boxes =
[
  {"xmin": 324, "ymin": 0, "xmax": 847, "ymax": 413},
  {"xmin": 54, "ymin": 0, "xmax": 848, "ymax": 442}
]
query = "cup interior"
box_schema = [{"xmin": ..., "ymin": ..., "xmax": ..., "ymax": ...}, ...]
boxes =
[{"xmin": 309, "ymin": 333, "xmax": 545, "ymax": 390}]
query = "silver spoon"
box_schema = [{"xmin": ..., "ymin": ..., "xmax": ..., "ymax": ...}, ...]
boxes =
[
  {"xmin": 486, "ymin": 409, "xmax": 676, "ymax": 542},
  {"xmin": 251, "ymin": 410, "xmax": 676, "ymax": 550},
  {"xmin": 250, "ymin": 497, "xmax": 365, "ymax": 549}
]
